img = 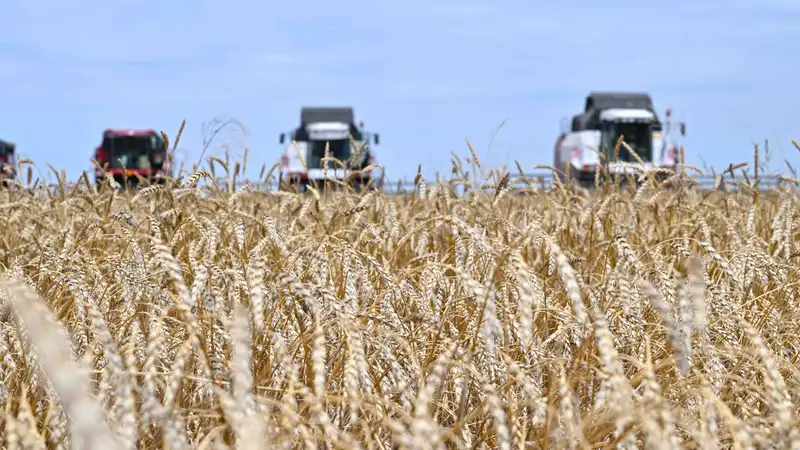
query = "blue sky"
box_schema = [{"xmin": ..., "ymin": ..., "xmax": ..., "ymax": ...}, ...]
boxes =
[{"xmin": 1, "ymin": 0, "xmax": 800, "ymax": 184}]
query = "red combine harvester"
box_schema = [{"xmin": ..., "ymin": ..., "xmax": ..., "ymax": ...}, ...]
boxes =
[{"xmin": 92, "ymin": 129, "xmax": 172, "ymax": 187}]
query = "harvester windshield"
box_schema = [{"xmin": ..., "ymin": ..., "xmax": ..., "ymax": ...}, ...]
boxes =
[
  {"xmin": 307, "ymin": 139, "xmax": 364, "ymax": 169},
  {"xmin": 601, "ymin": 121, "xmax": 653, "ymax": 163},
  {"xmin": 102, "ymin": 134, "xmax": 165, "ymax": 170}
]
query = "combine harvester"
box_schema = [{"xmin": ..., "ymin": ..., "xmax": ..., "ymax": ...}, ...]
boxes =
[
  {"xmin": 553, "ymin": 92, "xmax": 686, "ymax": 187},
  {"xmin": 0, "ymin": 139, "xmax": 16, "ymax": 185},
  {"xmin": 92, "ymin": 128, "xmax": 173, "ymax": 188},
  {"xmin": 278, "ymin": 107, "xmax": 381, "ymax": 192}
]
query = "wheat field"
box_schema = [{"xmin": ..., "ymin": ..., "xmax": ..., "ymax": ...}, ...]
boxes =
[{"xmin": 1, "ymin": 149, "xmax": 800, "ymax": 450}]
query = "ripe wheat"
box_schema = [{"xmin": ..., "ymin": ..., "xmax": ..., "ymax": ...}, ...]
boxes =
[{"xmin": 0, "ymin": 155, "xmax": 798, "ymax": 449}]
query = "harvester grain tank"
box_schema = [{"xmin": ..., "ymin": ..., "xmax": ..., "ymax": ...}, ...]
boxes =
[
  {"xmin": 92, "ymin": 128, "xmax": 172, "ymax": 187},
  {"xmin": 553, "ymin": 92, "xmax": 686, "ymax": 187},
  {"xmin": 278, "ymin": 107, "xmax": 380, "ymax": 192}
]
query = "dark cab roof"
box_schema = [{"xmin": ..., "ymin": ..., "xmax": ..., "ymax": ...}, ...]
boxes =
[
  {"xmin": 571, "ymin": 92, "xmax": 658, "ymax": 132},
  {"xmin": 584, "ymin": 92, "xmax": 654, "ymax": 112},
  {"xmin": 300, "ymin": 107, "xmax": 355, "ymax": 125},
  {"xmin": 0, "ymin": 139, "xmax": 14, "ymax": 153}
]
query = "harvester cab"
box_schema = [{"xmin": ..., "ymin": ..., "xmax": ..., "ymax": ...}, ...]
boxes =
[
  {"xmin": 553, "ymin": 92, "xmax": 686, "ymax": 187},
  {"xmin": 0, "ymin": 139, "xmax": 17, "ymax": 182},
  {"xmin": 279, "ymin": 107, "xmax": 380, "ymax": 192},
  {"xmin": 93, "ymin": 129, "xmax": 171, "ymax": 187}
]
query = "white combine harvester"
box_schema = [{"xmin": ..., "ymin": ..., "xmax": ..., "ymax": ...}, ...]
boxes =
[
  {"xmin": 278, "ymin": 107, "xmax": 381, "ymax": 192},
  {"xmin": 553, "ymin": 92, "xmax": 686, "ymax": 187}
]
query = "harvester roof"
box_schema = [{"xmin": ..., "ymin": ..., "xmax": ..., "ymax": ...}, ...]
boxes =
[
  {"xmin": 300, "ymin": 107, "xmax": 355, "ymax": 125},
  {"xmin": 104, "ymin": 128, "xmax": 158, "ymax": 137},
  {"xmin": 585, "ymin": 92, "xmax": 654, "ymax": 112},
  {"xmin": 572, "ymin": 92, "xmax": 658, "ymax": 132}
]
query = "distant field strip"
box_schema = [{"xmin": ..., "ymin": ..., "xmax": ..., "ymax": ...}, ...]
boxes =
[{"xmin": 34, "ymin": 170, "xmax": 791, "ymax": 194}]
